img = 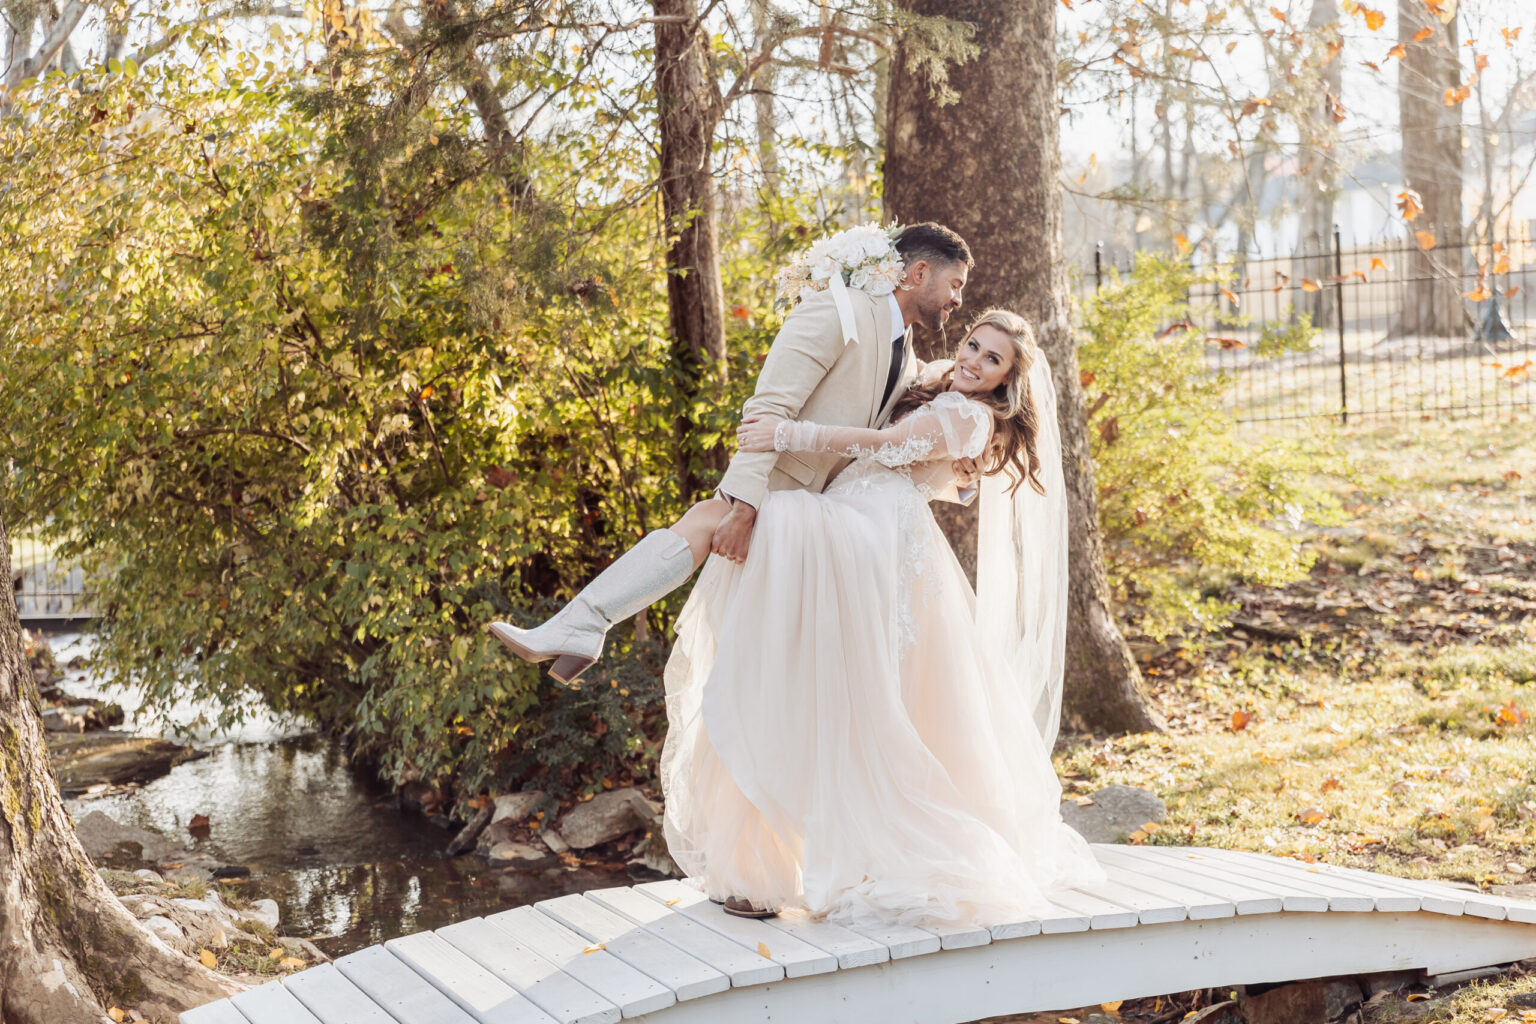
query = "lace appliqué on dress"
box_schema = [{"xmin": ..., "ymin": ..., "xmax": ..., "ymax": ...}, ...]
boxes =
[{"xmin": 841, "ymin": 435, "xmax": 937, "ymax": 468}]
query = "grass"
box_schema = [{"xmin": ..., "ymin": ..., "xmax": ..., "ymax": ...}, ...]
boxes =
[{"xmin": 1042, "ymin": 410, "xmax": 1536, "ymax": 1023}]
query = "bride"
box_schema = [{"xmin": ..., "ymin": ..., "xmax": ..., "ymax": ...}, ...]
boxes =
[{"xmin": 661, "ymin": 308, "xmax": 1101, "ymax": 927}]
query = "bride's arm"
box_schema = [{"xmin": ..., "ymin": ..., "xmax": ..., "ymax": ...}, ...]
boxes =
[{"xmin": 738, "ymin": 398, "xmax": 991, "ymax": 468}]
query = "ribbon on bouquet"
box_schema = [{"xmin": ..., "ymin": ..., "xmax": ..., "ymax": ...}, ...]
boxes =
[{"xmin": 828, "ymin": 273, "xmax": 860, "ymax": 347}]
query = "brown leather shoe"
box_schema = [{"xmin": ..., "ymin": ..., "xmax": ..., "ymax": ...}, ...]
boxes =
[{"xmin": 722, "ymin": 896, "xmax": 777, "ymax": 919}]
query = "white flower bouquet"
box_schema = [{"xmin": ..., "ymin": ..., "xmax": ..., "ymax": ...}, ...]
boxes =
[{"xmin": 773, "ymin": 223, "xmax": 905, "ymax": 311}]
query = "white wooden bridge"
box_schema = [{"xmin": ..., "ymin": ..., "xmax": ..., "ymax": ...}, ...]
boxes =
[{"xmin": 181, "ymin": 846, "xmax": 1536, "ymax": 1024}]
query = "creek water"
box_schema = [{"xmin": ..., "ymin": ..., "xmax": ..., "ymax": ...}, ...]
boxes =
[{"xmin": 47, "ymin": 632, "xmax": 623, "ymax": 956}]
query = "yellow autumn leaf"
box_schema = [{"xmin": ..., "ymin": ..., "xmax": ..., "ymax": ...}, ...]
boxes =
[
  {"xmin": 108, "ymin": 1009, "xmax": 126, "ymax": 1023},
  {"xmin": 583, "ymin": 943, "xmax": 606, "ymax": 953},
  {"xmin": 278, "ymin": 957, "xmax": 305, "ymax": 970},
  {"xmin": 665, "ymin": 897, "xmax": 681, "ymax": 906},
  {"xmin": 1415, "ymin": 230, "xmax": 1437, "ymax": 250},
  {"xmin": 199, "ymin": 948, "xmax": 217, "ymax": 969},
  {"xmin": 757, "ymin": 941, "xmax": 772, "ymax": 958},
  {"xmin": 269, "ymin": 947, "xmax": 285, "ymax": 958},
  {"xmin": 1102, "ymin": 1000, "xmax": 1125, "ymax": 1017}
]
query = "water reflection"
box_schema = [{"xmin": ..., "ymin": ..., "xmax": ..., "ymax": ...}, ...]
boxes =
[{"xmin": 48, "ymin": 631, "xmax": 630, "ymax": 957}]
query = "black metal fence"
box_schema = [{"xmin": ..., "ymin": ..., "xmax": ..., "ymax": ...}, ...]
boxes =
[
  {"xmin": 1083, "ymin": 231, "xmax": 1535, "ymax": 425},
  {"xmin": 9, "ymin": 534, "xmax": 93, "ymax": 623}
]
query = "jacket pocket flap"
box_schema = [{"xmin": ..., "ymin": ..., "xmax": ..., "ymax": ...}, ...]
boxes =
[{"xmin": 775, "ymin": 452, "xmax": 817, "ymax": 486}]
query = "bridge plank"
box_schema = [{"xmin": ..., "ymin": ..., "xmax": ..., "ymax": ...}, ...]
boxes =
[
  {"xmin": 1140, "ymin": 848, "xmax": 1373, "ymax": 911},
  {"xmin": 491, "ymin": 902, "xmax": 685, "ymax": 1019},
  {"xmin": 1303, "ymin": 860, "xmax": 1523, "ymax": 919},
  {"xmin": 1190, "ymin": 849, "xmax": 1424, "ymax": 913},
  {"xmin": 759, "ymin": 909, "xmax": 890, "ymax": 970},
  {"xmin": 439, "ymin": 917, "xmax": 621, "ymax": 1024},
  {"xmin": 1092, "ymin": 846, "xmax": 1283, "ymax": 915},
  {"xmin": 924, "ymin": 922, "xmax": 992, "ymax": 950},
  {"xmin": 1073, "ymin": 875, "xmax": 1190, "ymax": 925},
  {"xmin": 386, "ymin": 931, "xmax": 560, "ymax": 1024},
  {"xmin": 1133, "ymin": 849, "xmax": 1330, "ymax": 912},
  {"xmin": 635, "ymin": 881, "xmax": 838, "ymax": 977},
  {"xmin": 283, "ymin": 963, "xmax": 399, "ymax": 1024},
  {"xmin": 1092, "ymin": 858, "xmax": 1236, "ymax": 920},
  {"xmin": 230, "ymin": 981, "xmax": 324, "ymax": 1024},
  {"xmin": 526, "ymin": 897, "xmax": 722, "ymax": 1005},
  {"xmin": 844, "ymin": 921, "xmax": 942, "ymax": 958},
  {"xmin": 584, "ymin": 887, "xmax": 784, "ymax": 988},
  {"xmin": 1047, "ymin": 888, "xmax": 1140, "ymax": 929},
  {"xmin": 335, "ymin": 945, "xmax": 482, "ymax": 1024},
  {"xmin": 181, "ymin": 999, "xmax": 256, "ymax": 1024}
]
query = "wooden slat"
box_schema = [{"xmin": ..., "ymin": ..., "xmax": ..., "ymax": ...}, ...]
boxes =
[
  {"xmin": 761, "ymin": 908, "xmax": 890, "ymax": 969},
  {"xmin": 1073, "ymin": 875, "xmax": 1190, "ymax": 925},
  {"xmin": 844, "ymin": 920, "xmax": 943, "ymax": 958},
  {"xmin": 181, "ymin": 1000, "xmax": 255, "ymax": 1024},
  {"xmin": 1033, "ymin": 899, "xmax": 1092, "ymax": 935},
  {"xmin": 583, "ymin": 887, "xmax": 784, "ymax": 987},
  {"xmin": 1136, "ymin": 848, "xmax": 1330, "ymax": 912},
  {"xmin": 635, "ymin": 880, "xmax": 838, "ymax": 977},
  {"xmin": 1093, "ymin": 846, "xmax": 1284, "ymax": 915},
  {"xmin": 336, "ymin": 945, "xmax": 482, "ymax": 1024},
  {"xmin": 526, "ymin": 897, "xmax": 723, "ymax": 1004},
  {"xmin": 230, "ymin": 982, "xmax": 325, "ymax": 1024},
  {"xmin": 491, "ymin": 908, "xmax": 685, "ymax": 1013},
  {"xmin": 439, "ymin": 917, "xmax": 621, "ymax": 1024},
  {"xmin": 925, "ymin": 921, "xmax": 992, "ymax": 950},
  {"xmin": 1140, "ymin": 848, "xmax": 1370, "ymax": 912},
  {"xmin": 1047, "ymin": 888, "xmax": 1141, "ymax": 929},
  {"xmin": 1192, "ymin": 849, "xmax": 1422, "ymax": 913},
  {"xmin": 986, "ymin": 915, "xmax": 1044, "ymax": 941},
  {"xmin": 386, "ymin": 931, "xmax": 559, "ymax": 1024},
  {"xmin": 1309, "ymin": 861, "xmax": 1517, "ymax": 919},
  {"xmin": 1094, "ymin": 858, "xmax": 1237, "ymax": 920},
  {"xmin": 283, "ymin": 963, "xmax": 399, "ymax": 1024}
]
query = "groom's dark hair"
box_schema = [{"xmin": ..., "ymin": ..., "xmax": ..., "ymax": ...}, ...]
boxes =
[{"xmin": 894, "ymin": 222, "xmax": 973, "ymax": 270}]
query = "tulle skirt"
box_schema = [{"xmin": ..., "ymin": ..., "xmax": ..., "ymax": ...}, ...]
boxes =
[{"xmin": 660, "ymin": 469, "xmax": 1102, "ymax": 929}]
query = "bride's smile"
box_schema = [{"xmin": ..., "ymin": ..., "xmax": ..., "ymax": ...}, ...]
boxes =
[{"xmin": 952, "ymin": 324, "xmax": 1016, "ymax": 395}]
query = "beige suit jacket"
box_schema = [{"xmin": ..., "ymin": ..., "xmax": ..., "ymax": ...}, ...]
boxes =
[{"xmin": 719, "ymin": 286, "xmax": 918, "ymax": 508}]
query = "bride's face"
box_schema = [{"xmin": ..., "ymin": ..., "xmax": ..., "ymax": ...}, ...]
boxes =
[{"xmin": 952, "ymin": 325, "xmax": 1015, "ymax": 395}]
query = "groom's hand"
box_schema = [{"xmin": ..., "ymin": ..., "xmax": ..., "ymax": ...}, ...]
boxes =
[
  {"xmin": 710, "ymin": 498, "xmax": 758, "ymax": 564},
  {"xmin": 952, "ymin": 457, "xmax": 979, "ymax": 490}
]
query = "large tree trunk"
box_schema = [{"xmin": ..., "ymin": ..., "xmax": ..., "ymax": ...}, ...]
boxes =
[
  {"xmin": 1296, "ymin": 0, "xmax": 1342, "ymax": 326},
  {"xmin": 654, "ymin": 0, "xmax": 728, "ymax": 499},
  {"xmin": 0, "ymin": 517, "xmax": 237, "ymax": 1023},
  {"xmin": 884, "ymin": 0, "xmax": 1164, "ymax": 734},
  {"xmin": 1396, "ymin": 0, "xmax": 1467, "ymax": 337}
]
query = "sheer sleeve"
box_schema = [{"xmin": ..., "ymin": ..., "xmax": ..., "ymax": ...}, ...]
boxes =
[{"xmin": 773, "ymin": 392, "xmax": 991, "ymax": 468}]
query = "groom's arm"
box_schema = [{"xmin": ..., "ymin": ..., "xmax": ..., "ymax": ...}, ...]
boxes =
[{"xmin": 717, "ymin": 290, "xmax": 849, "ymax": 509}]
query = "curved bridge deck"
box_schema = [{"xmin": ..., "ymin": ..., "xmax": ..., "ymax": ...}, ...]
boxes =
[{"xmin": 180, "ymin": 846, "xmax": 1536, "ymax": 1024}]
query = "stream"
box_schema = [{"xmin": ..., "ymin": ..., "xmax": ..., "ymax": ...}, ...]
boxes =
[{"xmin": 46, "ymin": 632, "xmax": 626, "ymax": 957}]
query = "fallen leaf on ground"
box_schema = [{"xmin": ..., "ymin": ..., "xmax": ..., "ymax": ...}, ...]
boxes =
[
  {"xmin": 108, "ymin": 1009, "xmax": 126, "ymax": 1023},
  {"xmin": 199, "ymin": 948, "xmax": 217, "ymax": 969},
  {"xmin": 757, "ymin": 942, "xmax": 772, "ymax": 958}
]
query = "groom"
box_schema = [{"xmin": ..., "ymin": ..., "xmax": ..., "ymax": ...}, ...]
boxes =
[
  {"xmin": 712, "ymin": 222, "xmax": 977, "ymax": 562},
  {"xmin": 488, "ymin": 222, "xmax": 975, "ymax": 682}
]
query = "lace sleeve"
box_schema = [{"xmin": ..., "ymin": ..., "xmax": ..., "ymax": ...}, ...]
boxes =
[{"xmin": 773, "ymin": 393, "xmax": 993, "ymax": 468}]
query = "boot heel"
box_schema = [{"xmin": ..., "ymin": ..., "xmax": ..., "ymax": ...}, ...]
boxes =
[{"xmin": 549, "ymin": 654, "xmax": 596, "ymax": 685}]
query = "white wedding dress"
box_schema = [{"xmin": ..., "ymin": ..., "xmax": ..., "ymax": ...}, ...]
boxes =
[{"xmin": 661, "ymin": 390, "xmax": 1103, "ymax": 929}]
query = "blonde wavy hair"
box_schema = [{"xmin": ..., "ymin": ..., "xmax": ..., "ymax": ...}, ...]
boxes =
[{"xmin": 890, "ymin": 308, "xmax": 1047, "ymax": 496}]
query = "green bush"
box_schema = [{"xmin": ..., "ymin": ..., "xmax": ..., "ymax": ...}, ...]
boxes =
[{"xmin": 1078, "ymin": 254, "xmax": 1355, "ymax": 639}]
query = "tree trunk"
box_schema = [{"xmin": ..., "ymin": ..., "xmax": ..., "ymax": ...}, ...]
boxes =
[
  {"xmin": 748, "ymin": 0, "xmax": 779, "ymax": 189},
  {"xmin": 884, "ymin": 0, "xmax": 1164, "ymax": 734},
  {"xmin": 1396, "ymin": 0, "xmax": 1466, "ymax": 337},
  {"xmin": 654, "ymin": 0, "xmax": 728, "ymax": 499},
  {"xmin": 1296, "ymin": 0, "xmax": 1342, "ymax": 326},
  {"xmin": 0, "ymin": 517, "xmax": 238, "ymax": 1023}
]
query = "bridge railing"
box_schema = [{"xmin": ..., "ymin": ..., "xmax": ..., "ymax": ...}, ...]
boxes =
[{"xmin": 9, "ymin": 533, "xmax": 94, "ymax": 624}]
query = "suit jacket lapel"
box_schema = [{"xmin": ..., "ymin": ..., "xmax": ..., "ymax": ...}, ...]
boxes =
[{"xmin": 866, "ymin": 293, "xmax": 895, "ymax": 426}]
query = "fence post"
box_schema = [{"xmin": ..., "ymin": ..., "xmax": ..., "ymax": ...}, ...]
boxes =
[
  {"xmin": 1333, "ymin": 224, "xmax": 1348, "ymax": 425},
  {"xmin": 1094, "ymin": 241, "xmax": 1103, "ymax": 292}
]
